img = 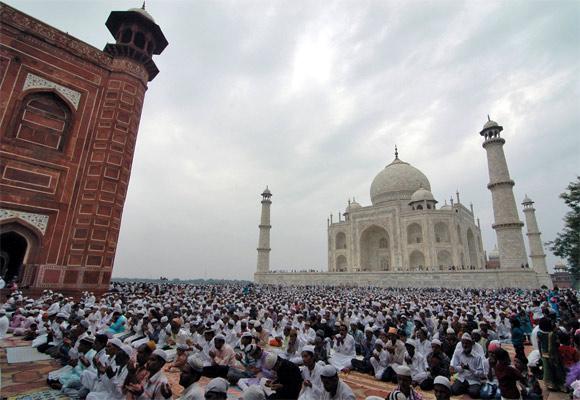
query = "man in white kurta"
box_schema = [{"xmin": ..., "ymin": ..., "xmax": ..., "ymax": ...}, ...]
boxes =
[
  {"xmin": 328, "ymin": 324, "xmax": 356, "ymax": 372},
  {"xmin": 298, "ymin": 345, "xmax": 325, "ymax": 400}
]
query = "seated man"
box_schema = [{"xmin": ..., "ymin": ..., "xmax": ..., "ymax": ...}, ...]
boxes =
[
  {"xmin": 177, "ymin": 355, "xmax": 204, "ymax": 400},
  {"xmin": 86, "ymin": 343, "xmax": 132, "ymax": 400},
  {"xmin": 404, "ymin": 339, "xmax": 429, "ymax": 386},
  {"xmin": 328, "ymin": 324, "xmax": 356, "ymax": 372},
  {"xmin": 125, "ymin": 348, "xmax": 172, "ymax": 399},
  {"xmin": 450, "ymin": 333, "xmax": 485, "ymax": 398},
  {"xmin": 320, "ymin": 364, "xmax": 356, "ymax": 400},
  {"xmin": 278, "ymin": 328, "xmax": 304, "ymax": 364},
  {"xmin": 369, "ymin": 339, "xmax": 390, "ymax": 380},
  {"xmin": 263, "ymin": 353, "xmax": 303, "ymax": 400}
]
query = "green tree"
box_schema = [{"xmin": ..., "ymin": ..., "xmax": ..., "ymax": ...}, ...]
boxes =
[{"xmin": 549, "ymin": 176, "xmax": 580, "ymax": 286}]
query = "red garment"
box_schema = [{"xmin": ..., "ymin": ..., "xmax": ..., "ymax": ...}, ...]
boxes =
[
  {"xmin": 559, "ymin": 344, "xmax": 579, "ymax": 368},
  {"xmin": 495, "ymin": 363, "xmax": 523, "ymax": 399}
]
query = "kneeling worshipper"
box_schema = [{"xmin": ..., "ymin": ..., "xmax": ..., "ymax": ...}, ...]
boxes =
[
  {"xmin": 450, "ymin": 333, "xmax": 485, "ymax": 398},
  {"xmin": 204, "ymin": 377, "xmax": 229, "ymax": 400},
  {"xmin": 79, "ymin": 334, "xmax": 110, "ymax": 395},
  {"xmin": 51, "ymin": 337, "xmax": 96, "ymax": 395},
  {"xmin": 125, "ymin": 348, "xmax": 172, "ymax": 399},
  {"xmin": 264, "ymin": 353, "xmax": 303, "ymax": 400},
  {"xmin": 86, "ymin": 343, "xmax": 132, "ymax": 400},
  {"xmin": 391, "ymin": 365, "xmax": 424, "ymax": 400},
  {"xmin": 433, "ymin": 376, "xmax": 452, "ymax": 400},
  {"xmin": 298, "ymin": 345, "xmax": 325, "ymax": 400},
  {"xmin": 177, "ymin": 355, "xmax": 205, "ymax": 400},
  {"xmin": 328, "ymin": 324, "xmax": 356, "ymax": 372},
  {"xmin": 320, "ymin": 365, "xmax": 356, "ymax": 400}
]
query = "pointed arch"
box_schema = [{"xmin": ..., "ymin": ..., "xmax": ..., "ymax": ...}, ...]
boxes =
[{"xmin": 360, "ymin": 225, "xmax": 391, "ymax": 271}]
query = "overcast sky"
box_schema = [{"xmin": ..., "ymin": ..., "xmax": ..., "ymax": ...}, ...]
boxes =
[{"xmin": 12, "ymin": 0, "xmax": 579, "ymax": 280}]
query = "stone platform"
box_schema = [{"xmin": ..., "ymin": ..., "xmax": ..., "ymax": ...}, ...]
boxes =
[{"xmin": 255, "ymin": 269, "xmax": 549, "ymax": 288}]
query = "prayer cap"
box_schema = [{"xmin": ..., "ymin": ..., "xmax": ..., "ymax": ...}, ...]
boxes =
[
  {"xmin": 320, "ymin": 364, "xmax": 338, "ymax": 377},
  {"xmin": 433, "ymin": 376, "xmax": 451, "ymax": 390},
  {"xmin": 375, "ymin": 339, "xmax": 384, "ymax": 347},
  {"xmin": 387, "ymin": 391, "xmax": 407, "ymax": 400},
  {"xmin": 109, "ymin": 338, "xmax": 123, "ymax": 348},
  {"xmin": 446, "ymin": 328, "xmax": 455, "ymax": 334},
  {"xmin": 186, "ymin": 355, "xmax": 204, "ymax": 372},
  {"xmin": 243, "ymin": 385, "xmax": 267, "ymax": 400},
  {"xmin": 120, "ymin": 344, "xmax": 133, "ymax": 356},
  {"xmin": 302, "ymin": 345, "xmax": 315, "ymax": 354},
  {"xmin": 264, "ymin": 353, "xmax": 278, "ymax": 369},
  {"xmin": 461, "ymin": 333, "xmax": 472, "ymax": 342},
  {"xmin": 153, "ymin": 349, "xmax": 169, "ymax": 362},
  {"xmin": 405, "ymin": 339, "xmax": 416, "ymax": 347},
  {"xmin": 214, "ymin": 334, "xmax": 225, "ymax": 341},
  {"xmin": 242, "ymin": 332, "xmax": 253, "ymax": 338},
  {"xmin": 205, "ymin": 377, "xmax": 229, "ymax": 394},
  {"xmin": 394, "ymin": 365, "xmax": 412, "ymax": 376},
  {"xmin": 431, "ymin": 339, "xmax": 442, "ymax": 346},
  {"xmin": 177, "ymin": 343, "xmax": 189, "ymax": 351}
]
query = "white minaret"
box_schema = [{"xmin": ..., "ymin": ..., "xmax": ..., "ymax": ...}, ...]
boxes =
[
  {"xmin": 256, "ymin": 186, "xmax": 272, "ymax": 273},
  {"xmin": 522, "ymin": 195, "xmax": 551, "ymax": 284},
  {"xmin": 480, "ymin": 117, "xmax": 528, "ymax": 269}
]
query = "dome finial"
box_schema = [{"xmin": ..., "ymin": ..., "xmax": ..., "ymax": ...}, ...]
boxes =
[
  {"xmin": 487, "ymin": 114, "xmax": 491, "ymax": 122},
  {"xmin": 394, "ymin": 145, "xmax": 399, "ymax": 160},
  {"xmin": 141, "ymin": 1, "xmax": 146, "ymax": 10}
]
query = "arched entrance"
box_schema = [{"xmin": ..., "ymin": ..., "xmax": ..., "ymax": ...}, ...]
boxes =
[
  {"xmin": 0, "ymin": 220, "xmax": 42, "ymax": 285},
  {"xmin": 360, "ymin": 225, "xmax": 390, "ymax": 271},
  {"xmin": 0, "ymin": 232, "xmax": 28, "ymax": 282}
]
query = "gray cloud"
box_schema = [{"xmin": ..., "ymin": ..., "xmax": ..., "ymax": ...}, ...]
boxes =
[{"xmin": 13, "ymin": 0, "xmax": 580, "ymax": 279}]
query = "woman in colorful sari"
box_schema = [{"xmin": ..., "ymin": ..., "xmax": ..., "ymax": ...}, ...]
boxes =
[{"xmin": 537, "ymin": 318, "xmax": 566, "ymax": 391}]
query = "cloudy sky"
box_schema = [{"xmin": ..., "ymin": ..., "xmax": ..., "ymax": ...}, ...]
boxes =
[{"xmin": 13, "ymin": 0, "xmax": 579, "ymax": 280}]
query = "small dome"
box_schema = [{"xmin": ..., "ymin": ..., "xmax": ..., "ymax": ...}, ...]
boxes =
[
  {"xmin": 410, "ymin": 187, "xmax": 435, "ymax": 203},
  {"xmin": 370, "ymin": 158, "xmax": 431, "ymax": 205},
  {"xmin": 262, "ymin": 186, "xmax": 271, "ymax": 195},
  {"xmin": 522, "ymin": 194, "xmax": 533, "ymax": 204},
  {"xmin": 347, "ymin": 198, "xmax": 362, "ymax": 212},
  {"xmin": 128, "ymin": 7, "xmax": 155, "ymax": 22},
  {"xmin": 483, "ymin": 119, "xmax": 498, "ymax": 129}
]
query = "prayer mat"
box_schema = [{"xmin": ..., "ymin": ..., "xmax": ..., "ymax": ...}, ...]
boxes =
[
  {"xmin": 0, "ymin": 335, "xmax": 31, "ymax": 348},
  {"xmin": 8, "ymin": 388, "xmax": 68, "ymax": 400},
  {"xmin": 6, "ymin": 346, "xmax": 53, "ymax": 363}
]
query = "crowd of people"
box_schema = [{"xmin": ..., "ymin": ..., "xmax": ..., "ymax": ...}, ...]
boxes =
[{"xmin": 0, "ymin": 282, "xmax": 578, "ymax": 400}]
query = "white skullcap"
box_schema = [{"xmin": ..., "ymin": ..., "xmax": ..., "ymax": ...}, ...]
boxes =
[
  {"xmin": 205, "ymin": 377, "xmax": 229, "ymax": 394},
  {"xmin": 264, "ymin": 353, "xmax": 278, "ymax": 370},
  {"xmin": 375, "ymin": 339, "xmax": 385, "ymax": 347},
  {"xmin": 244, "ymin": 344, "xmax": 257, "ymax": 354},
  {"xmin": 214, "ymin": 334, "xmax": 225, "ymax": 341},
  {"xmin": 302, "ymin": 345, "xmax": 315, "ymax": 354},
  {"xmin": 446, "ymin": 328, "xmax": 455, "ymax": 334},
  {"xmin": 433, "ymin": 375, "xmax": 451, "ymax": 389},
  {"xmin": 461, "ymin": 333, "xmax": 472, "ymax": 342},
  {"xmin": 254, "ymin": 322, "xmax": 261, "ymax": 328},
  {"xmin": 109, "ymin": 338, "xmax": 123, "ymax": 348},
  {"xmin": 431, "ymin": 339, "xmax": 442, "ymax": 346},
  {"xmin": 366, "ymin": 397, "xmax": 386, "ymax": 400},
  {"xmin": 186, "ymin": 355, "xmax": 204, "ymax": 372},
  {"xmin": 388, "ymin": 390, "xmax": 407, "ymax": 400},
  {"xmin": 120, "ymin": 344, "xmax": 133, "ymax": 356},
  {"xmin": 405, "ymin": 339, "xmax": 416, "ymax": 347},
  {"xmin": 152, "ymin": 349, "xmax": 169, "ymax": 362},
  {"xmin": 394, "ymin": 365, "xmax": 412, "ymax": 377},
  {"xmin": 177, "ymin": 343, "xmax": 189, "ymax": 351},
  {"xmin": 160, "ymin": 316, "xmax": 169, "ymax": 323},
  {"xmin": 320, "ymin": 364, "xmax": 338, "ymax": 377},
  {"xmin": 243, "ymin": 385, "xmax": 267, "ymax": 400},
  {"xmin": 242, "ymin": 332, "xmax": 253, "ymax": 338}
]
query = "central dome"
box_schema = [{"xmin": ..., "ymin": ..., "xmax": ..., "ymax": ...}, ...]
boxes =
[{"xmin": 370, "ymin": 157, "xmax": 431, "ymax": 205}]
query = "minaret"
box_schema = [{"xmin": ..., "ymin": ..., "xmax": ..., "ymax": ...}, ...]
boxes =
[
  {"xmin": 480, "ymin": 117, "xmax": 527, "ymax": 269},
  {"xmin": 522, "ymin": 195, "xmax": 550, "ymax": 276},
  {"xmin": 256, "ymin": 186, "xmax": 272, "ymax": 273}
]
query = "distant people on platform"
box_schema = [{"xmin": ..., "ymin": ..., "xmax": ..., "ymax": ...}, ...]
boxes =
[{"xmin": 0, "ymin": 282, "xmax": 577, "ymax": 398}]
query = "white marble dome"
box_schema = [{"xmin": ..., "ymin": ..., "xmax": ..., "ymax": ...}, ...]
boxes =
[
  {"xmin": 483, "ymin": 119, "xmax": 498, "ymax": 129},
  {"xmin": 410, "ymin": 187, "xmax": 435, "ymax": 203},
  {"xmin": 370, "ymin": 158, "xmax": 431, "ymax": 205}
]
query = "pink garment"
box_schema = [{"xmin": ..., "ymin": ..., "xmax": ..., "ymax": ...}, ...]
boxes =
[{"xmin": 7, "ymin": 314, "xmax": 26, "ymax": 332}]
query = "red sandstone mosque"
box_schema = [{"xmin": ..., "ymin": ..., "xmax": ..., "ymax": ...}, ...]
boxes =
[{"xmin": 0, "ymin": 2, "xmax": 167, "ymax": 293}]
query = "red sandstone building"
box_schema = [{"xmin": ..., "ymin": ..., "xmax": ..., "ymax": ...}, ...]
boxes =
[{"xmin": 0, "ymin": 3, "xmax": 167, "ymax": 293}]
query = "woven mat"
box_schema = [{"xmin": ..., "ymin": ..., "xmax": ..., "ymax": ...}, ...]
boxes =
[
  {"xmin": 8, "ymin": 388, "xmax": 68, "ymax": 400},
  {"xmin": 6, "ymin": 346, "xmax": 52, "ymax": 363}
]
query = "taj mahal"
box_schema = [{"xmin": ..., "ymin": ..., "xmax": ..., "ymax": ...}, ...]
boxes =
[{"xmin": 254, "ymin": 118, "xmax": 553, "ymax": 288}]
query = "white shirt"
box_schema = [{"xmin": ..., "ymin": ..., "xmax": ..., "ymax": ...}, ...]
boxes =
[
  {"xmin": 178, "ymin": 382, "xmax": 204, "ymax": 400},
  {"xmin": 320, "ymin": 380, "xmax": 356, "ymax": 400}
]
